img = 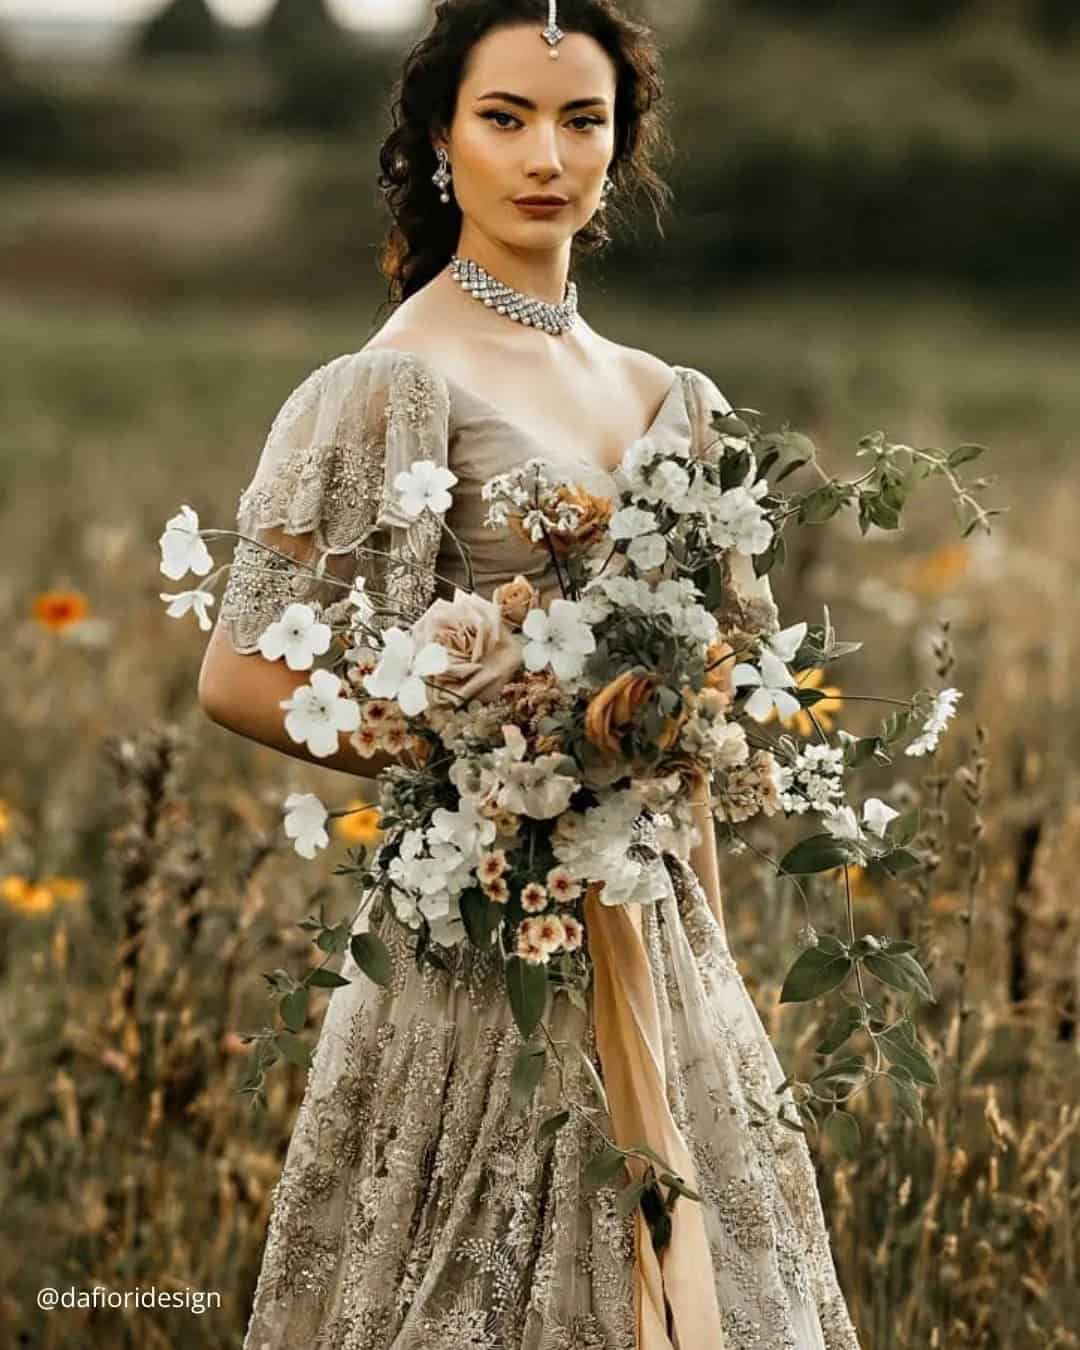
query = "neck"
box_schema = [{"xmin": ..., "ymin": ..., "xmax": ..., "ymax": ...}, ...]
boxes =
[{"xmin": 452, "ymin": 226, "xmax": 571, "ymax": 307}]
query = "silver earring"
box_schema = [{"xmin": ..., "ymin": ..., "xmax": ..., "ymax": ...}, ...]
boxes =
[
  {"xmin": 541, "ymin": 0, "xmax": 564, "ymax": 59},
  {"xmin": 601, "ymin": 174, "xmax": 615, "ymax": 205},
  {"xmin": 432, "ymin": 147, "xmax": 452, "ymax": 204}
]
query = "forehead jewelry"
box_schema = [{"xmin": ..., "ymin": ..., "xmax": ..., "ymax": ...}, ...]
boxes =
[{"xmin": 541, "ymin": 0, "xmax": 564, "ymax": 58}]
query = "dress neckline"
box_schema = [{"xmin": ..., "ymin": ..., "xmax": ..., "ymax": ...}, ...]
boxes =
[{"xmin": 369, "ymin": 345, "xmax": 689, "ymax": 478}]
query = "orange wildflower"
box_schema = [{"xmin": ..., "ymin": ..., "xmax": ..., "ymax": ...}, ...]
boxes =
[
  {"xmin": 1, "ymin": 875, "xmax": 55, "ymax": 914},
  {"xmin": 763, "ymin": 668, "xmax": 844, "ymax": 737},
  {"xmin": 32, "ymin": 590, "xmax": 89, "ymax": 631},
  {"xmin": 333, "ymin": 802, "xmax": 384, "ymax": 846}
]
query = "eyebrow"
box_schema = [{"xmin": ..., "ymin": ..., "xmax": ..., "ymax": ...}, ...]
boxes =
[{"xmin": 475, "ymin": 91, "xmax": 610, "ymax": 112}]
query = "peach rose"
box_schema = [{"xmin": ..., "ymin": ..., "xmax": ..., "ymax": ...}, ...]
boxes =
[
  {"xmin": 492, "ymin": 574, "xmax": 539, "ymax": 626},
  {"xmin": 585, "ymin": 670, "xmax": 685, "ymax": 757},
  {"xmin": 509, "ymin": 484, "xmax": 613, "ymax": 560},
  {"xmin": 410, "ymin": 588, "xmax": 524, "ymax": 707},
  {"xmin": 703, "ymin": 638, "xmax": 736, "ymax": 705}
]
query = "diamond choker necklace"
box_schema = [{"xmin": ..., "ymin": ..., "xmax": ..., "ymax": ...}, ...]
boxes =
[{"xmin": 449, "ymin": 255, "xmax": 579, "ymax": 335}]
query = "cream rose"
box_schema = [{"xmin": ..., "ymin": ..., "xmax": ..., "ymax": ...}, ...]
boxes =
[
  {"xmin": 410, "ymin": 588, "xmax": 524, "ymax": 707},
  {"xmin": 492, "ymin": 573, "xmax": 539, "ymax": 626}
]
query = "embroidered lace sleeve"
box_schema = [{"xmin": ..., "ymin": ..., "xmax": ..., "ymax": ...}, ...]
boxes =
[
  {"xmin": 216, "ymin": 348, "xmax": 452, "ymax": 654},
  {"xmin": 682, "ymin": 365, "xmax": 780, "ymax": 641}
]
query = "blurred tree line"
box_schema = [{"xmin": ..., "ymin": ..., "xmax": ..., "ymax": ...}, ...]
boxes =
[{"xmin": 1, "ymin": 0, "xmax": 1079, "ymax": 299}]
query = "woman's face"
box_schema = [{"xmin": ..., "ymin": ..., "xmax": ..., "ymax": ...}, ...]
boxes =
[{"xmin": 438, "ymin": 22, "xmax": 618, "ymax": 249}]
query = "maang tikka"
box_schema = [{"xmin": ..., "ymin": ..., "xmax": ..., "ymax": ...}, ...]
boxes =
[{"xmin": 541, "ymin": 0, "xmax": 565, "ymax": 58}]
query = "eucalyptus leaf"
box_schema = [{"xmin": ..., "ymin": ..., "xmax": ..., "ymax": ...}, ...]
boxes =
[
  {"xmin": 583, "ymin": 1145, "xmax": 627, "ymax": 1191},
  {"xmin": 510, "ymin": 1044, "xmax": 547, "ymax": 1109},
  {"xmin": 779, "ymin": 947, "xmax": 853, "ymax": 1003},
  {"xmin": 824, "ymin": 1110, "xmax": 862, "ymax": 1159},
  {"xmin": 279, "ymin": 988, "xmax": 308, "ymax": 1032},
  {"xmin": 506, "ymin": 956, "xmax": 548, "ymax": 1040},
  {"xmin": 350, "ymin": 932, "xmax": 393, "ymax": 989}
]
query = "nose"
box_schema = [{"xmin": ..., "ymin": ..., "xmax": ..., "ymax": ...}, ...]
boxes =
[{"xmin": 523, "ymin": 122, "xmax": 564, "ymax": 180}]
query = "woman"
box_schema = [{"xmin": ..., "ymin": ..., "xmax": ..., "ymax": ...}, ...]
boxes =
[{"xmin": 198, "ymin": 2, "xmax": 863, "ymax": 1347}]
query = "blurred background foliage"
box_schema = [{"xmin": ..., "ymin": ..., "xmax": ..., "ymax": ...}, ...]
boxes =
[{"xmin": 2, "ymin": 2, "xmax": 1080, "ymax": 1347}]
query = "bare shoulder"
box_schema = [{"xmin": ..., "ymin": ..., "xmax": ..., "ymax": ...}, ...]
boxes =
[{"xmin": 593, "ymin": 334, "xmax": 680, "ymax": 402}]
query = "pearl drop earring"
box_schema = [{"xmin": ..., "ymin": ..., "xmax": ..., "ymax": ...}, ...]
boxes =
[{"xmin": 432, "ymin": 147, "xmax": 452, "ymax": 205}]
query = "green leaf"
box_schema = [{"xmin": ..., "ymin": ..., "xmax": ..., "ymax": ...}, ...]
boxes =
[
  {"xmin": 274, "ymin": 1031, "xmax": 311, "ymax": 1071},
  {"xmin": 350, "ymin": 932, "xmax": 393, "ymax": 989},
  {"xmin": 279, "ymin": 988, "xmax": 308, "ymax": 1032},
  {"xmin": 815, "ymin": 1003, "xmax": 863, "ymax": 1055},
  {"xmin": 879, "ymin": 847, "xmax": 923, "ymax": 876},
  {"xmin": 657, "ymin": 1172, "xmax": 702, "ymax": 1203},
  {"xmin": 779, "ymin": 946, "xmax": 853, "ymax": 1003},
  {"xmin": 616, "ymin": 1179, "xmax": 647, "ymax": 1218},
  {"xmin": 948, "ymin": 443, "xmax": 986, "ymax": 468},
  {"xmin": 885, "ymin": 1065, "xmax": 924, "ymax": 1125},
  {"xmin": 510, "ymin": 1044, "xmax": 547, "ymax": 1109},
  {"xmin": 774, "ymin": 456, "xmax": 811, "ymax": 484},
  {"xmin": 460, "ymin": 886, "xmax": 498, "ymax": 950},
  {"xmin": 506, "ymin": 956, "xmax": 548, "ymax": 1040},
  {"xmin": 537, "ymin": 1109, "xmax": 570, "ymax": 1143},
  {"xmin": 879, "ymin": 1019, "xmax": 939, "ymax": 1086},
  {"xmin": 863, "ymin": 951, "xmax": 936, "ymax": 1004},
  {"xmin": 583, "ymin": 1145, "xmax": 627, "ymax": 1191},
  {"xmin": 308, "ymin": 969, "xmax": 351, "ymax": 989},
  {"xmin": 574, "ymin": 1044, "xmax": 610, "ymax": 1116},
  {"xmin": 778, "ymin": 833, "xmax": 857, "ymax": 876},
  {"xmin": 887, "ymin": 808, "xmax": 921, "ymax": 848},
  {"xmin": 824, "ymin": 1110, "xmax": 862, "ymax": 1159}
]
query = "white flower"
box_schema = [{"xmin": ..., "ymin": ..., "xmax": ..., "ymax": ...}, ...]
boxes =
[
  {"xmin": 707, "ymin": 484, "xmax": 774, "ymax": 557},
  {"xmin": 257, "ymin": 602, "xmax": 332, "ymax": 670},
  {"xmin": 283, "ymin": 792, "xmax": 329, "ymax": 859},
  {"xmin": 160, "ymin": 587, "xmax": 215, "ymax": 631},
  {"xmin": 609, "ymin": 505, "xmax": 668, "ymax": 569},
  {"xmin": 765, "ymin": 621, "xmax": 807, "ymax": 664},
  {"xmin": 905, "ymin": 687, "xmax": 963, "ymax": 757},
  {"xmin": 361, "ymin": 626, "xmax": 451, "ymax": 717},
  {"xmin": 521, "ymin": 598, "xmax": 596, "ymax": 682},
  {"xmin": 348, "ymin": 577, "xmax": 375, "ymax": 627},
  {"xmin": 392, "ymin": 460, "xmax": 458, "ymax": 519},
  {"xmin": 429, "ymin": 797, "xmax": 498, "ymax": 856},
  {"xmin": 823, "ymin": 805, "xmax": 863, "ymax": 845},
  {"xmin": 732, "ymin": 648, "xmax": 801, "ymax": 722},
  {"xmin": 861, "ymin": 796, "xmax": 900, "ymax": 838},
  {"xmin": 159, "ymin": 505, "xmax": 213, "ymax": 581},
  {"xmin": 280, "ymin": 669, "xmax": 361, "ymax": 758}
]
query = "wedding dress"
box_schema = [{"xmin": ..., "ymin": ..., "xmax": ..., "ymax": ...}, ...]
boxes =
[{"xmin": 217, "ymin": 347, "xmax": 863, "ymax": 1350}]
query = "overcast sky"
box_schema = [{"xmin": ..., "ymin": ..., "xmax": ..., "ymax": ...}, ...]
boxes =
[{"xmin": 0, "ymin": 0, "xmax": 426, "ymax": 29}]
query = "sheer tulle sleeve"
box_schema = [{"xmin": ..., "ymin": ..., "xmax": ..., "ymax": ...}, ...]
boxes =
[
  {"xmin": 216, "ymin": 348, "xmax": 452, "ymax": 654},
  {"xmin": 682, "ymin": 364, "xmax": 781, "ymax": 640}
]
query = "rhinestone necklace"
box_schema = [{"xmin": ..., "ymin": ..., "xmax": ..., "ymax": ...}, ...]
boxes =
[{"xmin": 448, "ymin": 254, "xmax": 579, "ymax": 336}]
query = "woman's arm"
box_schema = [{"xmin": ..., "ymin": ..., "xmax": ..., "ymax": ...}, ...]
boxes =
[{"xmin": 197, "ymin": 623, "xmax": 410, "ymax": 782}]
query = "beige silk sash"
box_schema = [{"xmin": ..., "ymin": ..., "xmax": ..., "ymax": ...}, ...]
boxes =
[{"xmin": 582, "ymin": 786, "xmax": 727, "ymax": 1349}]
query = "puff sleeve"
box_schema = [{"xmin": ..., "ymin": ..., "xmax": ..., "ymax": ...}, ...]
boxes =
[
  {"xmin": 682, "ymin": 364, "xmax": 781, "ymax": 640},
  {"xmin": 216, "ymin": 348, "xmax": 452, "ymax": 654}
]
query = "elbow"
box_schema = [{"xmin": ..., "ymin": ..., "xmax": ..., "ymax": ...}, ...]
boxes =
[{"xmin": 197, "ymin": 632, "xmax": 234, "ymax": 728}]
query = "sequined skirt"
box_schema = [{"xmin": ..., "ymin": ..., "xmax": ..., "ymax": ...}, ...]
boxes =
[{"xmin": 241, "ymin": 852, "xmax": 862, "ymax": 1350}]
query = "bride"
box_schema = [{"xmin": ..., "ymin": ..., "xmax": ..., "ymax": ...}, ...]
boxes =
[{"xmin": 198, "ymin": 2, "xmax": 863, "ymax": 1347}]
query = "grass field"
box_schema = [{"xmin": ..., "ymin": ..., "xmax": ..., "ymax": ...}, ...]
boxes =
[{"xmin": 1, "ymin": 270, "xmax": 1077, "ymax": 1347}]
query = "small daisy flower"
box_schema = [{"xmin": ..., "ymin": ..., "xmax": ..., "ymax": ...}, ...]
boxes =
[
  {"xmin": 520, "ymin": 881, "xmax": 549, "ymax": 914},
  {"xmin": 559, "ymin": 914, "xmax": 584, "ymax": 951},
  {"xmin": 546, "ymin": 866, "xmax": 582, "ymax": 903},
  {"xmin": 477, "ymin": 849, "xmax": 509, "ymax": 884},
  {"xmin": 484, "ymin": 876, "xmax": 510, "ymax": 905},
  {"xmin": 535, "ymin": 913, "xmax": 567, "ymax": 952}
]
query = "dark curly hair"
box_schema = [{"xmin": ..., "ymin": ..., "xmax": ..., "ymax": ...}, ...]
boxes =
[{"xmin": 375, "ymin": 0, "xmax": 673, "ymax": 306}]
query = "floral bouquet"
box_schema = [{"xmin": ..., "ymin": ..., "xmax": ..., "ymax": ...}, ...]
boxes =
[{"xmin": 160, "ymin": 398, "xmax": 998, "ymax": 1243}]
